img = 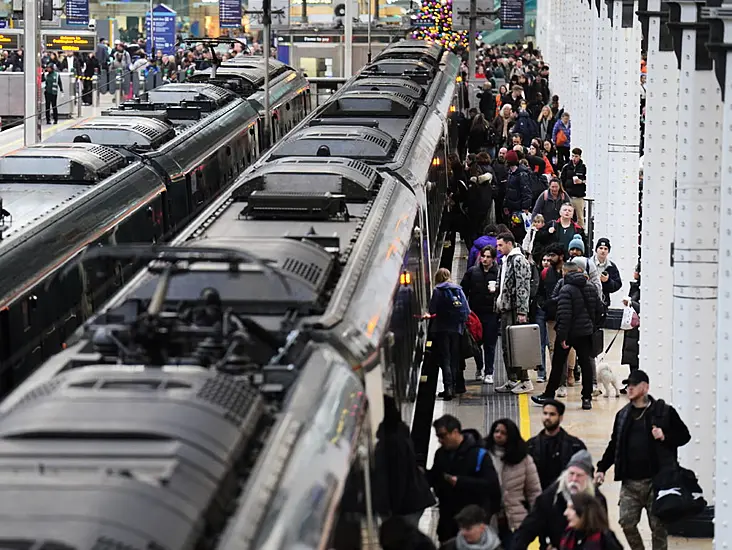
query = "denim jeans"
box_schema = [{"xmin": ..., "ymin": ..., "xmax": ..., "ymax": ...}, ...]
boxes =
[
  {"xmin": 535, "ymin": 308, "xmax": 548, "ymax": 377},
  {"xmin": 474, "ymin": 312, "xmax": 499, "ymax": 375}
]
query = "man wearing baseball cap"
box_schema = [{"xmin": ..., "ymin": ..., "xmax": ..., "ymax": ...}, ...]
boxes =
[{"xmin": 594, "ymin": 370, "xmax": 691, "ymax": 550}]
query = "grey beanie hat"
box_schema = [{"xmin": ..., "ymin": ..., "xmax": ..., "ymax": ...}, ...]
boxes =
[{"xmin": 567, "ymin": 449, "xmax": 594, "ymax": 476}]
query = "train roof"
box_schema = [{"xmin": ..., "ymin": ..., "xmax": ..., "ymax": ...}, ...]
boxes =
[
  {"xmin": 348, "ymin": 76, "xmax": 426, "ymax": 99},
  {"xmin": 45, "ymin": 116, "xmax": 176, "ymax": 151},
  {"xmin": 0, "ymin": 143, "xmax": 127, "ymax": 184}
]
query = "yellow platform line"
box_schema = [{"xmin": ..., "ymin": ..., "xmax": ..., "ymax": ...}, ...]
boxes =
[{"xmin": 518, "ymin": 393, "xmax": 540, "ymax": 550}]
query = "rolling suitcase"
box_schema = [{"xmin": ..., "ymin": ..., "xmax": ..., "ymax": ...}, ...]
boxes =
[{"xmin": 506, "ymin": 324, "xmax": 543, "ymax": 371}]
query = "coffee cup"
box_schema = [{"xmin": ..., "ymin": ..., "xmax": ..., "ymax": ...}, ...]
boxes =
[{"xmin": 488, "ymin": 281, "xmax": 497, "ymax": 293}]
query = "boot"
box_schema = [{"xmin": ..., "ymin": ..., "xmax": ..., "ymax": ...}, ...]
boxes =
[{"xmin": 567, "ymin": 365, "xmax": 575, "ymax": 387}]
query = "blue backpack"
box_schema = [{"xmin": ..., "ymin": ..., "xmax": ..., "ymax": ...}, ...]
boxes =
[{"xmin": 440, "ymin": 286, "xmax": 470, "ymax": 326}]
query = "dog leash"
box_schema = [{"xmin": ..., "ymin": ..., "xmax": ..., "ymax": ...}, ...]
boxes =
[{"xmin": 597, "ymin": 329, "xmax": 623, "ymax": 363}]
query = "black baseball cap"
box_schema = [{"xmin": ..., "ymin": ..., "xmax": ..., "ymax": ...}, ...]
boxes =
[{"xmin": 622, "ymin": 370, "xmax": 649, "ymax": 386}]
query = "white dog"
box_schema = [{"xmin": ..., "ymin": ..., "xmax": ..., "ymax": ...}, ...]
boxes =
[{"xmin": 597, "ymin": 362, "xmax": 621, "ymax": 398}]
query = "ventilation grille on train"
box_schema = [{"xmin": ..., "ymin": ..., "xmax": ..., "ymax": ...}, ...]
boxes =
[
  {"xmin": 281, "ymin": 258, "xmax": 324, "ymax": 286},
  {"xmin": 132, "ymin": 124, "xmax": 161, "ymax": 139},
  {"xmin": 87, "ymin": 145, "xmax": 124, "ymax": 165},
  {"xmin": 362, "ymin": 133, "xmax": 391, "ymax": 150},
  {"xmin": 347, "ymin": 159, "xmax": 376, "ymax": 178},
  {"xmin": 13, "ymin": 378, "xmax": 65, "ymax": 409},
  {"xmin": 196, "ymin": 376, "xmax": 261, "ymax": 424}
]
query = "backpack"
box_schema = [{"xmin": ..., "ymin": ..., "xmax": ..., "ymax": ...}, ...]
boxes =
[
  {"xmin": 476, "ymin": 447, "xmax": 487, "ymax": 472},
  {"xmin": 466, "ymin": 310, "xmax": 483, "ymax": 341},
  {"xmin": 528, "ymin": 170, "xmax": 547, "ymax": 204},
  {"xmin": 556, "ymin": 128, "xmax": 568, "ymax": 146},
  {"xmin": 440, "ymin": 286, "xmax": 470, "ymax": 326}
]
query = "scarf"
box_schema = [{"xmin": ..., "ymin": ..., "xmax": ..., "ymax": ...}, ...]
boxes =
[
  {"xmin": 455, "ymin": 527, "xmax": 502, "ymax": 550},
  {"xmin": 559, "ymin": 529, "xmax": 604, "ymax": 550},
  {"xmin": 497, "ymin": 246, "xmax": 523, "ymax": 311}
]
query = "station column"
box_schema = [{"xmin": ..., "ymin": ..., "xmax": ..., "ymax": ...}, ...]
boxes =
[
  {"xmin": 667, "ymin": 0, "xmax": 722, "ymax": 499},
  {"xmin": 636, "ymin": 0, "xmax": 678, "ymax": 399},
  {"xmin": 704, "ymin": 3, "xmax": 732, "ymax": 541}
]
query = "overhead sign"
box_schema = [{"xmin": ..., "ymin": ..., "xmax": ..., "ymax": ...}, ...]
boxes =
[
  {"xmin": 146, "ymin": 4, "xmax": 177, "ymax": 55},
  {"xmin": 219, "ymin": 0, "xmax": 241, "ymax": 28},
  {"xmin": 500, "ymin": 0, "xmax": 524, "ymax": 29},
  {"xmin": 65, "ymin": 0, "xmax": 90, "ymax": 26},
  {"xmin": 0, "ymin": 34, "xmax": 18, "ymax": 49},
  {"xmin": 247, "ymin": 0, "xmax": 290, "ymax": 29},
  {"xmin": 45, "ymin": 34, "xmax": 93, "ymax": 51},
  {"xmin": 293, "ymin": 35, "xmax": 340, "ymax": 43}
]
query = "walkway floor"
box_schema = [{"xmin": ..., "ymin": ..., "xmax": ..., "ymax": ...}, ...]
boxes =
[
  {"xmin": 418, "ymin": 240, "xmax": 711, "ymax": 549},
  {"xmin": 0, "ymin": 93, "xmax": 118, "ymax": 156}
]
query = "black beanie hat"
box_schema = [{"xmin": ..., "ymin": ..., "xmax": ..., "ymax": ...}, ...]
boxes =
[{"xmin": 595, "ymin": 237, "xmax": 611, "ymax": 251}]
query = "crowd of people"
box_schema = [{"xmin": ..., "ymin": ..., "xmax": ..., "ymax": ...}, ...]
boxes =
[{"xmin": 371, "ymin": 43, "xmax": 693, "ymax": 550}]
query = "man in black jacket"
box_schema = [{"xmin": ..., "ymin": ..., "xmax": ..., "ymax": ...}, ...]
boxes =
[
  {"xmin": 532, "ymin": 261, "xmax": 603, "ymax": 410},
  {"xmin": 559, "ymin": 148, "xmax": 587, "ymax": 227},
  {"xmin": 427, "ymin": 415, "xmax": 502, "ymax": 543},
  {"xmin": 511, "ymin": 450, "xmax": 607, "ymax": 550},
  {"xmin": 527, "ymin": 399, "xmax": 586, "ymax": 490},
  {"xmin": 592, "ymin": 237, "xmax": 622, "ymax": 307},
  {"xmin": 460, "ymin": 245, "xmax": 500, "ymax": 385},
  {"xmin": 594, "ymin": 370, "xmax": 691, "ymax": 550}
]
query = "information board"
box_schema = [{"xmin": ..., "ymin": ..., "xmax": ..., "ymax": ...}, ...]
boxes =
[
  {"xmin": 219, "ymin": 0, "xmax": 241, "ymax": 28},
  {"xmin": 0, "ymin": 34, "xmax": 18, "ymax": 49},
  {"xmin": 65, "ymin": 0, "xmax": 90, "ymax": 26},
  {"xmin": 500, "ymin": 0, "xmax": 524, "ymax": 30},
  {"xmin": 45, "ymin": 34, "xmax": 94, "ymax": 51},
  {"xmin": 146, "ymin": 4, "xmax": 177, "ymax": 55}
]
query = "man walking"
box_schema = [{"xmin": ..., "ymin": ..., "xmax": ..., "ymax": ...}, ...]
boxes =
[
  {"xmin": 460, "ymin": 245, "xmax": 500, "ymax": 385},
  {"xmin": 527, "ymin": 399, "xmax": 587, "ymax": 490},
  {"xmin": 594, "ymin": 370, "xmax": 691, "ymax": 550},
  {"xmin": 531, "ymin": 261, "xmax": 603, "ymax": 409},
  {"xmin": 494, "ymin": 232, "xmax": 534, "ymax": 394},
  {"xmin": 560, "ymin": 147, "xmax": 588, "ymax": 227},
  {"xmin": 593, "ymin": 237, "xmax": 623, "ymax": 307}
]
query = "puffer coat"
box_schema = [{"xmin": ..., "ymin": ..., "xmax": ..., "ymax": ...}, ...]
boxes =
[
  {"xmin": 490, "ymin": 453, "xmax": 542, "ymax": 531},
  {"xmin": 554, "ymin": 271, "xmax": 603, "ymax": 344}
]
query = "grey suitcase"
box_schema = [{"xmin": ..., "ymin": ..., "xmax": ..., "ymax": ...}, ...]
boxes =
[{"xmin": 506, "ymin": 324, "xmax": 543, "ymax": 371}]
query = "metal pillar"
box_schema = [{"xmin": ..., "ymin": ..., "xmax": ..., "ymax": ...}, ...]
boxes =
[
  {"xmin": 703, "ymin": 4, "xmax": 732, "ymax": 541},
  {"xmin": 668, "ymin": 0, "xmax": 722, "ymax": 500},
  {"xmin": 23, "ymin": 0, "xmax": 41, "ymax": 145},
  {"xmin": 149, "ymin": 0, "xmax": 154, "ymax": 55},
  {"xmin": 263, "ymin": 0, "xmax": 271, "ymax": 149},
  {"xmin": 468, "ymin": 0, "xmax": 477, "ymax": 84},
  {"xmin": 637, "ymin": 0, "xmax": 677, "ymax": 399},
  {"xmin": 344, "ymin": 0, "xmax": 353, "ymax": 77},
  {"xmin": 602, "ymin": 0, "xmax": 641, "ymax": 296}
]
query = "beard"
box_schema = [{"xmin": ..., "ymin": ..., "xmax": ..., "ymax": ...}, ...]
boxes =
[
  {"xmin": 543, "ymin": 419, "xmax": 559, "ymax": 431},
  {"xmin": 567, "ymin": 481, "xmax": 581, "ymax": 493}
]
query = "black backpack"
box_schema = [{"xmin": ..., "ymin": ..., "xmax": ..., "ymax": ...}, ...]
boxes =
[{"xmin": 528, "ymin": 170, "xmax": 547, "ymax": 204}]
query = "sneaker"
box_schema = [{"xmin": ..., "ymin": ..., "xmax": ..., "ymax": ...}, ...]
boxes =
[
  {"xmin": 512, "ymin": 380, "xmax": 534, "ymax": 394},
  {"xmin": 495, "ymin": 381, "xmax": 518, "ymax": 393},
  {"xmin": 592, "ymin": 385, "xmax": 602, "ymax": 397},
  {"xmin": 582, "ymin": 398, "xmax": 592, "ymax": 410},
  {"xmin": 483, "ymin": 374, "xmax": 494, "ymax": 385},
  {"xmin": 556, "ymin": 386, "xmax": 568, "ymax": 398},
  {"xmin": 531, "ymin": 393, "xmax": 553, "ymax": 406},
  {"xmin": 475, "ymin": 370, "xmax": 483, "ymax": 381},
  {"xmin": 536, "ymin": 374, "xmax": 546, "ymax": 383}
]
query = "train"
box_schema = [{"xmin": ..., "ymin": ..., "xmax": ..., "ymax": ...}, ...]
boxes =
[
  {"xmin": 0, "ymin": 39, "xmax": 463, "ymax": 549},
  {"xmin": 0, "ymin": 60, "xmax": 310, "ymax": 391}
]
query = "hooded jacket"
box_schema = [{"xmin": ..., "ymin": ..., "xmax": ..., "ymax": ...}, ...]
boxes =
[
  {"xmin": 527, "ymin": 428, "xmax": 587, "ymax": 489},
  {"xmin": 468, "ymin": 235, "xmax": 502, "ymax": 267},
  {"xmin": 554, "ymin": 271, "xmax": 603, "ymax": 343},
  {"xmin": 496, "ymin": 248, "xmax": 532, "ymax": 316},
  {"xmin": 460, "ymin": 263, "xmax": 499, "ymax": 316},
  {"xmin": 429, "ymin": 282, "xmax": 470, "ymax": 334},
  {"xmin": 504, "ymin": 165, "xmax": 533, "ymax": 213}
]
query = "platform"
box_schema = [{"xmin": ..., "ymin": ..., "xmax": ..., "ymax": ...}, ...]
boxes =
[
  {"xmin": 0, "ymin": 94, "xmax": 117, "ymax": 156},
  {"xmin": 418, "ymin": 241, "xmax": 710, "ymax": 549}
]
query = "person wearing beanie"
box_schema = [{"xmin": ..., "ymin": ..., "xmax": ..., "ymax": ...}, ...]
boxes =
[
  {"xmin": 595, "ymin": 370, "xmax": 690, "ymax": 550},
  {"xmin": 559, "ymin": 147, "xmax": 587, "ymax": 227},
  {"xmin": 502, "ymin": 149, "xmax": 533, "ymax": 242},
  {"xmin": 511, "ymin": 449, "xmax": 607, "ymax": 550},
  {"xmin": 593, "ymin": 237, "xmax": 622, "ymax": 307},
  {"xmin": 568, "ymin": 234, "xmax": 584, "ymax": 254}
]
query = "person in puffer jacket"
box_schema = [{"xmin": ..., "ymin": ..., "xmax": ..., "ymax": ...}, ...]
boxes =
[
  {"xmin": 532, "ymin": 261, "xmax": 603, "ymax": 411},
  {"xmin": 467, "ymin": 153, "xmax": 496, "ymax": 242}
]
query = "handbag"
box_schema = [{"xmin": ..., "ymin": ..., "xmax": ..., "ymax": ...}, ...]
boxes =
[
  {"xmin": 460, "ymin": 326, "xmax": 481, "ymax": 359},
  {"xmin": 620, "ymin": 303, "xmax": 640, "ymax": 330}
]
